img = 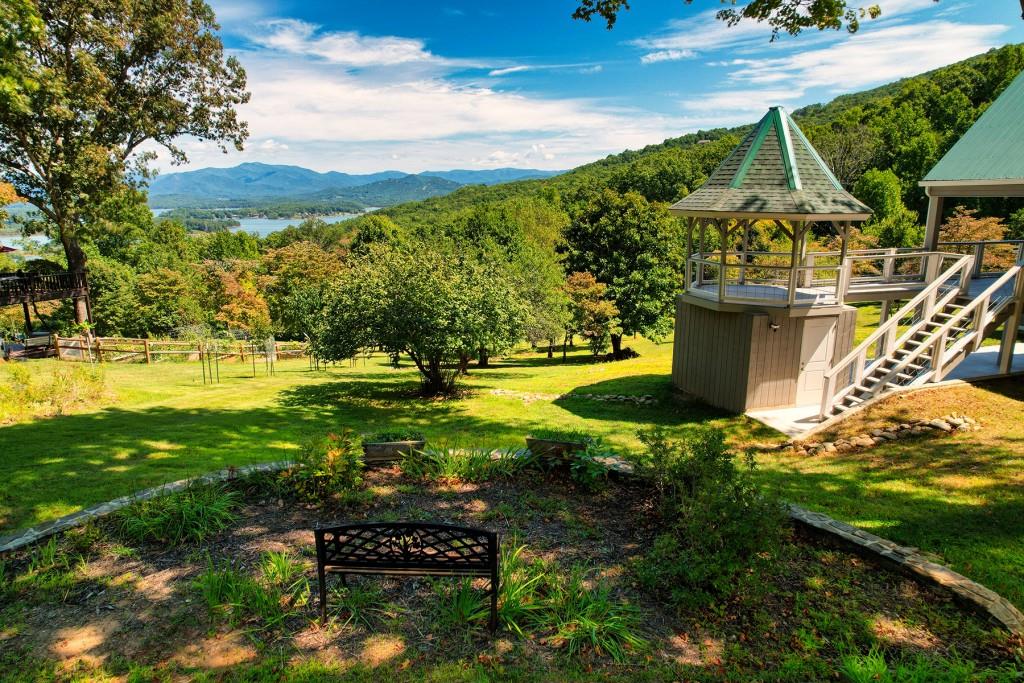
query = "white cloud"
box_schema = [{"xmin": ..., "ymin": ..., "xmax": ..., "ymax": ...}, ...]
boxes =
[
  {"xmin": 488, "ymin": 63, "xmax": 604, "ymax": 77},
  {"xmin": 727, "ymin": 21, "xmax": 1006, "ymax": 90},
  {"xmin": 246, "ymin": 19, "xmax": 445, "ymax": 68},
  {"xmin": 257, "ymin": 138, "xmax": 289, "ymax": 151},
  {"xmin": 640, "ymin": 49, "xmax": 696, "ymax": 64},
  {"xmin": 680, "ymin": 88, "xmax": 804, "ymax": 114},
  {"xmin": 489, "ymin": 65, "xmax": 532, "ymax": 77}
]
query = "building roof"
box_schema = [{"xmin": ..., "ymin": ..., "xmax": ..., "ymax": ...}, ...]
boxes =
[
  {"xmin": 669, "ymin": 107, "xmax": 872, "ymax": 221},
  {"xmin": 922, "ymin": 70, "xmax": 1024, "ymax": 185}
]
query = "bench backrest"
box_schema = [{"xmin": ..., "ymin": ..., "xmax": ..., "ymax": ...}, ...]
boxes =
[{"xmin": 314, "ymin": 522, "xmax": 497, "ymax": 577}]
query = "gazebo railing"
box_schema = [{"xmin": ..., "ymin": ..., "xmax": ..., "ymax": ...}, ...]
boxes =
[{"xmin": 685, "ymin": 250, "xmax": 961, "ymax": 307}]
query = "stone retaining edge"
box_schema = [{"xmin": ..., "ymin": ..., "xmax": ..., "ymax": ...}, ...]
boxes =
[
  {"xmin": 789, "ymin": 504, "xmax": 1023, "ymax": 636},
  {"xmin": 0, "ymin": 461, "xmax": 292, "ymax": 554},
  {"xmin": 2, "ymin": 455, "xmax": 1021, "ymax": 637}
]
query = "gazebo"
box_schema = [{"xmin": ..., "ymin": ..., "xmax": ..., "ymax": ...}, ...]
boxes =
[{"xmin": 668, "ymin": 107, "xmax": 872, "ymax": 412}]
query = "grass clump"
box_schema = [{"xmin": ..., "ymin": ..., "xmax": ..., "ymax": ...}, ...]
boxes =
[
  {"xmin": 528, "ymin": 427, "xmax": 592, "ymax": 443},
  {"xmin": 114, "ymin": 484, "xmax": 239, "ymax": 546},
  {"xmin": 633, "ymin": 427, "xmax": 784, "ymax": 609},
  {"xmin": 195, "ymin": 551, "xmax": 309, "ymax": 629},
  {"xmin": 400, "ymin": 446, "xmax": 534, "ymax": 483}
]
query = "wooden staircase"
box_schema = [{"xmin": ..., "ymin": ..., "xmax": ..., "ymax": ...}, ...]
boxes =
[{"xmin": 821, "ymin": 255, "xmax": 1023, "ymax": 419}]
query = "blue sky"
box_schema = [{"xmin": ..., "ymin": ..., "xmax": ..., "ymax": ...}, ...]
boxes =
[{"xmin": 160, "ymin": 0, "xmax": 1024, "ymax": 174}]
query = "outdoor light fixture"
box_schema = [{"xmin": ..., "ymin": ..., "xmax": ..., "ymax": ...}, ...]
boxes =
[{"xmin": 769, "ymin": 321, "xmax": 781, "ymax": 332}]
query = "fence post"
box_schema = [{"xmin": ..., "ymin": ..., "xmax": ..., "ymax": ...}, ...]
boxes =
[
  {"xmin": 144, "ymin": 338, "xmax": 151, "ymax": 364},
  {"xmin": 973, "ymin": 242, "xmax": 984, "ymax": 278}
]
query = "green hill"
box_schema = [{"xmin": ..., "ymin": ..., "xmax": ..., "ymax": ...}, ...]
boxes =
[{"xmin": 380, "ymin": 45, "xmax": 1024, "ymax": 231}]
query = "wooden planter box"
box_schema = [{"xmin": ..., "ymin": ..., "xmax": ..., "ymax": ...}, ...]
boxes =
[
  {"xmin": 525, "ymin": 437, "xmax": 586, "ymax": 461},
  {"xmin": 362, "ymin": 440, "xmax": 425, "ymax": 465}
]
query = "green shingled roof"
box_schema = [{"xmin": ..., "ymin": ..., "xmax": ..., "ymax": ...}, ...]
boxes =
[
  {"xmin": 669, "ymin": 107, "xmax": 872, "ymax": 220},
  {"xmin": 923, "ymin": 70, "xmax": 1024, "ymax": 183}
]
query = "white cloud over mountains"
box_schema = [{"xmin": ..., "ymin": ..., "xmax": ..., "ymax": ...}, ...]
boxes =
[{"xmin": 155, "ymin": 0, "xmax": 1014, "ymax": 174}]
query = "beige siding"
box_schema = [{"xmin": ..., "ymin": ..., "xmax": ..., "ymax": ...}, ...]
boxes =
[
  {"xmin": 671, "ymin": 298, "xmax": 751, "ymax": 413},
  {"xmin": 745, "ymin": 314, "xmax": 802, "ymax": 409}
]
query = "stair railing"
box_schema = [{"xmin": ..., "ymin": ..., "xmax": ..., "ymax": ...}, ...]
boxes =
[{"xmin": 819, "ymin": 253, "xmax": 973, "ymax": 419}]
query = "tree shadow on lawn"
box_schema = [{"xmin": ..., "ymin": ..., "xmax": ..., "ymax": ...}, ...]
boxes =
[
  {"xmin": 0, "ymin": 397, "xmax": 532, "ymax": 534},
  {"xmin": 757, "ymin": 436, "xmax": 1024, "ymax": 605}
]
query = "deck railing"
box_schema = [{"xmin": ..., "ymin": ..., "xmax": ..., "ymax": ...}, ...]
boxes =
[
  {"xmin": 0, "ymin": 271, "xmax": 88, "ymax": 306},
  {"xmin": 936, "ymin": 240, "xmax": 1023, "ymax": 277}
]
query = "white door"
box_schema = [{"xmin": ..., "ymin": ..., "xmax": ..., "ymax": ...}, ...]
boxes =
[{"xmin": 796, "ymin": 317, "xmax": 836, "ymax": 406}]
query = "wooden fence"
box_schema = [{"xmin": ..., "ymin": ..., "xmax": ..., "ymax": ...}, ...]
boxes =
[{"xmin": 54, "ymin": 336, "xmax": 307, "ymax": 363}]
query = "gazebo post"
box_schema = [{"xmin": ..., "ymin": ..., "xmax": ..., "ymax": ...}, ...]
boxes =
[
  {"xmin": 739, "ymin": 220, "xmax": 750, "ymax": 285},
  {"xmin": 697, "ymin": 219, "xmax": 706, "ymax": 288},
  {"xmin": 786, "ymin": 222, "xmax": 802, "ymax": 305},
  {"xmin": 717, "ymin": 219, "xmax": 728, "ymax": 301},
  {"xmin": 685, "ymin": 217, "xmax": 693, "ymax": 290}
]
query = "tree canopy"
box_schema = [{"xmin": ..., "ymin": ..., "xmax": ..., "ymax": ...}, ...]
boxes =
[{"xmin": 0, "ymin": 0, "xmax": 249, "ymax": 323}]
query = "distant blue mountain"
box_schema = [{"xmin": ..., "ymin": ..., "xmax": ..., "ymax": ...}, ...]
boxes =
[{"xmin": 147, "ymin": 163, "xmax": 562, "ymax": 204}]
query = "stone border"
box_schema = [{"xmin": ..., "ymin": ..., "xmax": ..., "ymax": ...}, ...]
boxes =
[
  {"xmin": 2, "ymin": 451, "xmax": 1020, "ymax": 637},
  {"xmin": 0, "ymin": 461, "xmax": 291, "ymax": 555},
  {"xmin": 790, "ymin": 504, "xmax": 1023, "ymax": 636},
  {"xmin": 786, "ymin": 413, "xmax": 980, "ymax": 456}
]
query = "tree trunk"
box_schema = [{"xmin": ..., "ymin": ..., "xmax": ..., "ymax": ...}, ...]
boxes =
[
  {"xmin": 611, "ymin": 333, "xmax": 623, "ymax": 360},
  {"xmin": 562, "ymin": 332, "xmax": 569, "ymax": 360},
  {"xmin": 62, "ymin": 234, "xmax": 90, "ymax": 325},
  {"xmin": 458, "ymin": 352, "xmax": 471, "ymax": 375},
  {"xmin": 547, "ymin": 339, "xmax": 554, "ymax": 358},
  {"xmin": 478, "ymin": 346, "xmax": 489, "ymax": 367}
]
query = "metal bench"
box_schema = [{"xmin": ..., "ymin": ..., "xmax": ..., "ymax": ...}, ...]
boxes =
[{"xmin": 314, "ymin": 521, "xmax": 500, "ymax": 631}]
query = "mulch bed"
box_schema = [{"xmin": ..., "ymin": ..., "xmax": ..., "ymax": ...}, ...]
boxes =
[{"xmin": 0, "ymin": 467, "xmax": 1018, "ymax": 679}]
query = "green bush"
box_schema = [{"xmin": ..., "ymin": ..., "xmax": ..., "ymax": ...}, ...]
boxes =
[
  {"xmin": 400, "ymin": 446, "xmax": 535, "ymax": 483},
  {"xmin": 632, "ymin": 427, "xmax": 784, "ymax": 609},
  {"xmin": 285, "ymin": 429, "xmax": 365, "ymax": 502},
  {"xmin": 528, "ymin": 427, "xmax": 591, "ymax": 443},
  {"xmin": 115, "ymin": 484, "xmax": 239, "ymax": 546},
  {"xmin": 568, "ymin": 440, "xmax": 612, "ymax": 490}
]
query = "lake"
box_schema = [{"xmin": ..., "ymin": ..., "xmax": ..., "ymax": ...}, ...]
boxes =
[{"xmin": 228, "ymin": 212, "xmax": 362, "ymax": 237}]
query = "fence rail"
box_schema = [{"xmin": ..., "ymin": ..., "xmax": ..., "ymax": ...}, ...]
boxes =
[{"xmin": 54, "ymin": 336, "xmax": 307, "ymax": 363}]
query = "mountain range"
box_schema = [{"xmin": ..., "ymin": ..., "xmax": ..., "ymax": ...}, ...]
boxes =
[{"xmin": 147, "ymin": 163, "xmax": 562, "ymax": 209}]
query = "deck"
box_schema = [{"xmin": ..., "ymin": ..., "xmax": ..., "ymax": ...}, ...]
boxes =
[{"xmin": 0, "ymin": 271, "xmax": 89, "ymax": 307}]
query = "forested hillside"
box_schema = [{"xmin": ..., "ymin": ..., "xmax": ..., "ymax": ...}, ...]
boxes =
[{"xmin": 3, "ymin": 45, "xmax": 1023, "ymax": 351}]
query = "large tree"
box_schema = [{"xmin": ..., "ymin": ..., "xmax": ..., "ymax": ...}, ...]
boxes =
[
  {"xmin": 563, "ymin": 190, "xmax": 683, "ymax": 359},
  {"xmin": 0, "ymin": 0, "xmax": 248, "ymax": 323}
]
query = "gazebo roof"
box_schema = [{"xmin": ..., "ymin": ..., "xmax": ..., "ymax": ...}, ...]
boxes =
[
  {"xmin": 669, "ymin": 107, "xmax": 872, "ymax": 221},
  {"xmin": 922, "ymin": 70, "xmax": 1024, "ymax": 187}
]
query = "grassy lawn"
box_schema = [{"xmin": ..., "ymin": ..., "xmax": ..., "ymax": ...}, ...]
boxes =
[
  {"xmin": 756, "ymin": 379, "xmax": 1024, "ymax": 607},
  {"xmin": 0, "ymin": 339, "xmax": 775, "ymax": 533}
]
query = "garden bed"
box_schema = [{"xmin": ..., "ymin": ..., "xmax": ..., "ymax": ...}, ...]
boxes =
[{"xmin": 1, "ymin": 466, "xmax": 1019, "ymax": 681}]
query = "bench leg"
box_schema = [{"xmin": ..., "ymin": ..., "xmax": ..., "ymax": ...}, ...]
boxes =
[
  {"xmin": 318, "ymin": 566, "xmax": 327, "ymax": 623},
  {"xmin": 489, "ymin": 582, "xmax": 498, "ymax": 633}
]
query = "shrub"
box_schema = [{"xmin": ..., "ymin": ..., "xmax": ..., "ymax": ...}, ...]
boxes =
[
  {"xmin": 115, "ymin": 484, "xmax": 239, "ymax": 546},
  {"xmin": 400, "ymin": 447, "xmax": 534, "ymax": 483},
  {"xmin": 363, "ymin": 429, "xmax": 425, "ymax": 443},
  {"xmin": 0, "ymin": 363, "xmax": 108, "ymax": 424},
  {"xmin": 632, "ymin": 427, "xmax": 784, "ymax": 609},
  {"xmin": 284, "ymin": 429, "xmax": 365, "ymax": 502},
  {"xmin": 528, "ymin": 427, "xmax": 591, "ymax": 443}
]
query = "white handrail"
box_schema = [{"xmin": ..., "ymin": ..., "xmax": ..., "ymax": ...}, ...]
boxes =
[{"xmin": 819, "ymin": 253, "xmax": 973, "ymax": 418}]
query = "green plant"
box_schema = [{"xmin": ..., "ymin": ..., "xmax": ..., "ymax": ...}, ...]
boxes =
[
  {"xmin": 114, "ymin": 484, "xmax": 240, "ymax": 546},
  {"xmin": 539, "ymin": 565, "xmax": 647, "ymax": 663},
  {"xmin": 633, "ymin": 427, "xmax": 784, "ymax": 609},
  {"xmin": 433, "ymin": 578, "xmax": 490, "ymax": 631},
  {"xmin": 401, "ymin": 447, "xmax": 534, "ymax": 483},
  {"xmin": 363, "ymin": 430, "xmax": 425, "ymax": 443},
  {"xmin": 496, "ymin": 542, "xmax": 550, "ymax": 637},
  {"xmin": 568, "ymin": 441, "xmax": 611, "ymax": 490},
  {"xmin": 0, "ymin": 363, "xmax": 108, "ymax": 424},
  {"xmin": 195, "ymin": 551, "xmax": 311, "ymax": 629},
  {"xmin": 285, "ymin": 429, "xmax": 365, "ymax": 503}
]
